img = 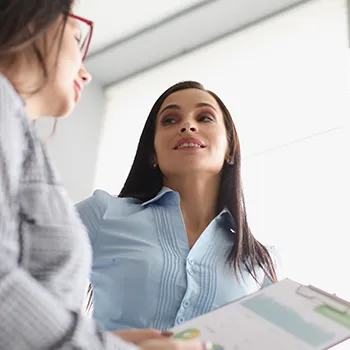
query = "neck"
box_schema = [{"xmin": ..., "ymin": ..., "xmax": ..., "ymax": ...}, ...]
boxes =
[
  {"xmin": 4, "ymin": 62, "xmax": 43, "ymax": 120},
  {"xmin": 23, "ymin": 94, "xmax": 43, "ymax": 120},
  {"xmin": 164, "ymin": 173, "xmax": 221, "ymax": 244}
]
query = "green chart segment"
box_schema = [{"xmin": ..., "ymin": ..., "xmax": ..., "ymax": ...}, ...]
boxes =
[
  {"xmin": 315, "ymin": 305, "xmax": 350, "ymax": 330},
  {"xmin": 173, "ymin": 329, "xmax": 224, "ymax": 350},
  {"xmin": 241, "ymin": 295, "xmax": 336, "ymax": 347}
]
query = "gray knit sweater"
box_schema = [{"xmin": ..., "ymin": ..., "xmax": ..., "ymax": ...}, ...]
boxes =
[{"xmin": 0, "ymin": 74, "xmax": 137, "ymax": 350}]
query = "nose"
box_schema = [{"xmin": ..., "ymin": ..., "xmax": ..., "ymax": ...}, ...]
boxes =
[
  {"xmin": 79, "ymin": 63, "xmax": 92, "ymax": 85},
  {"xmin": 180, "ymin": 121, "xmax": 197, "ymax": 133}
]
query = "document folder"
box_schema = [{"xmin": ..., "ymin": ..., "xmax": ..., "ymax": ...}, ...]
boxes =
[{"xmin": 170, "ymin": 279, "xmax": 350, "ymax": 349}]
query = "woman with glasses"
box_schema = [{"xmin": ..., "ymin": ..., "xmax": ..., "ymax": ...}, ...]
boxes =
[{"xmin": 0, "ymin": 1, "xmax": 208, "ymax": 350}]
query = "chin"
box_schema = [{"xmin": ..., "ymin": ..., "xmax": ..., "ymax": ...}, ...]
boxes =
[
  {"xmin": 166, "ymin": 163, "xmax": 206, "ymax": 175},
  {"xmin": 52, "ymin": 99, "xmax": 76, "ymax": 118}
]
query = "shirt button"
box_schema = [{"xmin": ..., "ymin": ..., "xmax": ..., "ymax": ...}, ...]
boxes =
[
  {"xmin": 188, "ymin": 258, "xmax": 194, "ymax": 265},
  {"xmin": 183, "ymin": 300, "xmax": 190, "ymax": 308},
  {"xmin": 187, "ymin": 269, "xmax": 193, "ymax": 275},
  {"xmin": 177, "ymin": 316, "xmax": 185, "ymax": 324}
]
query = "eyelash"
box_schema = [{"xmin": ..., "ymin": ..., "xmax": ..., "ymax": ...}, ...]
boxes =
[
  {"xmin": 199, "ymin": 115, "xmax": 214, "ymax": 122},
  {"xmin": 161, "ymin": 114, "xmax": 215, "ymax": 126},
  {"xmin": 161, "ymin": 118, "xmax": 176, "ymax": 126}
]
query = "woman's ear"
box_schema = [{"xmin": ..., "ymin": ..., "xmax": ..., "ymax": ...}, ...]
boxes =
[
  {"xmin": 150, "ymin": 154, "xmax": 158, "ymax": 168},
  {"xmin": 225, "ymin": 151, "xmax": 234, "ymax": 165}
]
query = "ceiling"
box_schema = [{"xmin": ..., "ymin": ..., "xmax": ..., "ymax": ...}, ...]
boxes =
[
  {"xmin": 74, "ymin": 0, "xmax": 208, "ymax": 53},
  {"xmin": 75, "ymin": 0, "xmax": 308, "ymax": 88}
]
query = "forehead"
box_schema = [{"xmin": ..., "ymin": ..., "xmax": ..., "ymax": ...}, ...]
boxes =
[{"xmin": 159, "ymin": 88, "xmax": 221, "ymax": 111}]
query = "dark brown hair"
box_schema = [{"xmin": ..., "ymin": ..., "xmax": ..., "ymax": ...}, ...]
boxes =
[
  {"xmin": 0, "ymin": 0, "xmax": 74, "ymax": 92},
  {"xmin": 120, "ymin": 81, "xmax": 277, "ymax": 284}
]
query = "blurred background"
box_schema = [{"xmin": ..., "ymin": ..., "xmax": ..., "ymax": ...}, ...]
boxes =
[{"xmin": 38, "ymin": 0, "xmax": 350, "ymax": 346}]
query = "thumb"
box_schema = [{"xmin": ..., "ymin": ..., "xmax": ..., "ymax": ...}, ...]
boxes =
[
  {"xmin": 131, "ymin": 329, "xmax": 165, "ymax": 342},
  {"xmin": 114, "ymin": 329, "xmax": 171, "ymax": 345}
]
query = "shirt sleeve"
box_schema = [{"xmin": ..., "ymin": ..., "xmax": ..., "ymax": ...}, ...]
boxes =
[
  {"xmin": 75, "ymin": 190, "xmax": 110, "ymax": 246},
  {"xmin": 0, "ymin": 77, "xmax": 139, "ymax": 350}
]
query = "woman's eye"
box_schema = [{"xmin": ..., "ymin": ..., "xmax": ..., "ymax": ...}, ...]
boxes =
[
  {"xmin": 199, "ymin": 115, "xmax": 214, "ymax": 122},
  {"xmin": 161, "ymin": 117, "xmax": 177, "ymax": 126}
]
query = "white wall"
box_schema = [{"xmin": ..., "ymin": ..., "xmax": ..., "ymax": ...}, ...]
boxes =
[
  {"xmin": 96, "ymin": 0, "xmax": 350, "ymax": 338},
  {"xmin": 97, "ymin": 0, "xmax": 349, "ymax": 192},
  {"xmin": 37, "ymin": 81, "xmax": 106, "ymax": 202}
]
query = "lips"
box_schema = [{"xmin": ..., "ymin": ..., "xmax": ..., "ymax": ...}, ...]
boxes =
[{"xmin": 173, "ymin": 137, "xmax": 205, "ymax": 150}]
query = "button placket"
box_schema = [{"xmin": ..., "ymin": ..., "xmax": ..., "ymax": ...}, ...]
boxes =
[
  {"xmin": 182, "ymin": 300, "xmax": 190, "ymax": 308},
  {"xmin": 174, "ymin": 256, "xmax": 199, "ymax": 325},
  {"xmin": 187, "ymin": 268, "xmax": 193, "ymax": 275},
  {"xmin": 186, "ymin": 257, "xmax": 195, "ymax": 276}
]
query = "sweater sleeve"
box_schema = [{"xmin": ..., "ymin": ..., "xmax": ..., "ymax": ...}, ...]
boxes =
[{"xmin": 0, "ymin": 75, "xmax": 140, "ymax": 350}]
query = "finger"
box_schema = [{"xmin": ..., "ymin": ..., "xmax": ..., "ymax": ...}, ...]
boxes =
[
  {"xmin": 136, "ymin": 329, "xmax": 162, "ymax": 336},
  {"xmin": 203, "ymin": 342, "xmax": 213, "ymax": 350},
  {"xmin": 128, "ymin": 329, "xmax": 164, "ymax": 344},
  {"xmin": 140, "ymin": 339, "xmax": 213, "ymax": 350},
  {"xmin": 136, "ymin": 329, "xmax": 174, "ymax": 339},
  {"xmin": 181, "ymin": 341, "xmax": 213, "ymax": 350},
  {"xmin": 161, "ymin": 331, "xmax": 174, "ymax": 337},
  {"xmin": 137, "ymin": 329, "xmax": 165, "ymax": 338}
]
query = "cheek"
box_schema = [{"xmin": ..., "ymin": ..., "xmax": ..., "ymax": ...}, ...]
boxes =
[
  {"xmin": 210, "ymin": 129, "xmax": 228, "ymax": 150},
  {"xmin": 52, "ymin": 53, "xmax": 80, "ymax": 94},
  {"xmin": 153, "ymin": 130, "xmax": 160, "ymax": 154},
  {"xmin": 154, "ymin": 136, "xmax": 167, "ymax": 163},
  {"xmin": 55, "ymin": 36, "xmax": 81, "ymax": 79},
  {"xmin": 154, "ymin": 129, "xmax": 171, "ymax": 155},
  {"xmin": 60, "ymin": 47, "xmax": 80, "ymax": 73},
  {"xmin": 211, "ymin": 133, "xmax": 230, "ymax": 164}
]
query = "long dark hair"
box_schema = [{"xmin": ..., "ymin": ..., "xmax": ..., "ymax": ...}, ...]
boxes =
[
  {"xmin": 0, "ymin": 0, "xmax": 74, "ymax": 92},
  {"xmin": 120, "ymin": 81, "xmax": 277, "ymax": 284}
]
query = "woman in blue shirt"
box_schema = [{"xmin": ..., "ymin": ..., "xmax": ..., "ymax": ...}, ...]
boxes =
[{"xmin": 77, "ymin": 81, "xmax": 278, "ymax": 332}]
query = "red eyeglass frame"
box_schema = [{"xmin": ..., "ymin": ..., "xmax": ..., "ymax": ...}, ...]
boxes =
[{"xmin": 68, "ymin": 13, "xmax": 94, "ymax": 61}]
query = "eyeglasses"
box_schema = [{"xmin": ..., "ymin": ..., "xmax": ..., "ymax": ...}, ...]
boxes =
[{"xmin": 68, "ymin": 14, "xmax": 94, "ymax": 61}]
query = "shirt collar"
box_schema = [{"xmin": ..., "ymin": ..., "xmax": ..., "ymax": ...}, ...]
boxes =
[
  {"xmin": 142, "ymin": 186, "xmax": 236, "ymax": 231},
  {"xmin": 218, "ymin": 208, "xmax": 236, "ymax": 232},
  {"xmin": 141, "ymin": 187, "xmax": 176, "ymax": 206}
]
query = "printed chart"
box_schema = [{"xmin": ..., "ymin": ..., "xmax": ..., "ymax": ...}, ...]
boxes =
[{"xmin": 170, "ymin": 279, "xmax": 350, "ymax": 350}]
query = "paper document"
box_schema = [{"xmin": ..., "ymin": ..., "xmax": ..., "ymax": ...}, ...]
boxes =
[{"xmin": 170, "ymin": 279, "xmax": 350, "ymax": 350}]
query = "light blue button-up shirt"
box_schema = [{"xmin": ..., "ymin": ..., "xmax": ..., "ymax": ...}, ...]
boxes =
[{"xmin": 76, "ymin": 187, "xmax": 276, "ymax": 332}]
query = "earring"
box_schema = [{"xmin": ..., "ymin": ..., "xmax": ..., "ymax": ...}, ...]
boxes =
[
  {"xmin": 226, "ymin": 158, "xmax": 234, "ymax": 165},
  {"xmin": 152, "ymin": 162, "xmax": 158, "ymax": 168}
]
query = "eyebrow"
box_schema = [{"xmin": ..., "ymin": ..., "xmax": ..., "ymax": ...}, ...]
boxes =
[
  {"xmin": 195, "ymin": 102, "xmax": 217, "ymax": 112},
  {"xmin": 159, "ymin": 104, "xmax": 181, "ymax": 116},
  {"xmin": 159, "ymin": 102, "xmax": 217, "ymax": 116}
]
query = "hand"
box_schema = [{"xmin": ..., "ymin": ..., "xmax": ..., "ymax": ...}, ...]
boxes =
[
  {"xmin": 111, "ymin": 328, "xmax": 173, "ymax": 345},
  {"xmin": 140, "ymin": 339, "xmax": 211, "ymax": 350}
]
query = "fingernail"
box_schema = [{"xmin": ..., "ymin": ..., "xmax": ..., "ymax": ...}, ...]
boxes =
[
  {"xmin": 202, "ymin": 342, "xmax": 213, "ymax": 350},
  {"xmin": 161, "ymin": 331, "xmax": 174, "ymax": 337}
]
